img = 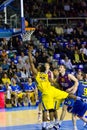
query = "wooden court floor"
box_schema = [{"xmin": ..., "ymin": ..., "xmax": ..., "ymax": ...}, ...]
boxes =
[{"xmin": 0, "ymin": 106, "xmax": 86, "ymax": 130}]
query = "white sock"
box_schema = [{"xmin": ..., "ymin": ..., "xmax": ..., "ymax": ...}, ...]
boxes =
[
  {"xmin": 42, "ymin": 121, "xmax": 47, "ymax": 128},
  {"xmin": 74, "ymin": 125, "xmax": 78, "ymax": 130},
  {"xmin": 59, "ymin": 120, "xmax": 62, "ymax": 126},
  {"xmin": 55, "ymin": 119, "xmax": 59, "ymax": 124}
]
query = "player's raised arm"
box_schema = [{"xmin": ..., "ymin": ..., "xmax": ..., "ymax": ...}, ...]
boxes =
[{"xmin": 28, "ymin": 45, "xmax": 38, "ymax": 76}]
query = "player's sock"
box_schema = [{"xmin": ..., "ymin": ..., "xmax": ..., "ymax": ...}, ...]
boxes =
[
  {"xmin": 42, "ymin": 121, "xmax": 47, "ymax": 129},
  {"xmin": 83, "ymin": 122, "xmax": 87, "ymax": 127},
  {"xmin": 59, "ymin": 120, "xmax": 62, "ymax": 127},
  {"xmin": 54, "ymin": 120, "xmax": 60, "ymax": 130},
  {"xmin": 83, "ymin": 116, "xmax": 87, "ymax": 127},
  {"xmin": 73, "ymin": 125, "xmax": 78, "ymax": 130},
  {"xmin": 55, "ymin": 119, "xmax": 59, "ymax": 124},
  {"xmin": 42, "ymin": 127, "xmax": 47, "ymax": 130}
]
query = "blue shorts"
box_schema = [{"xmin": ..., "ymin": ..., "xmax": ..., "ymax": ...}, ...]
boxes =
[
  {"xmin": 67, "ymin": 100, "xmax": 87, "ymax": 117},
  {"xmin": 64, "ymin": 98, "xmax": 75, "ymax": 107}
]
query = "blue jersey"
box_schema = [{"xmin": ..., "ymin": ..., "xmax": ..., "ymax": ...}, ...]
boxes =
[
  {"xmin": 58, "ymin": 73, "xmax": 74, "ymax": 91},
  {"xmin": 11, "ymin": 84, "xmax": 21, "ymax": 92},
  {"xmin": 67, "ymin": 82, "xmax": 87, "ymax": 117},
  {"xmin": 77, "ymin": 81, "xmax": 87, "ymax": 102},
  {"xmin": 23, "ymin": 82, "xmax": 36, "ymax": 91},
  {"xmin": 0, "ymin": 85, "xmax": 7, "ymax": 92}
]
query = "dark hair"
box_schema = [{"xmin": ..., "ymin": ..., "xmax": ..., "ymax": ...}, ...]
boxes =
[
  {"xmin": 59, "ymin": 64, "xmax": 66, "ymax": 69},
  {"xmin": 39, "ymin": 64, "xmax": 46, "ymax": 72}
]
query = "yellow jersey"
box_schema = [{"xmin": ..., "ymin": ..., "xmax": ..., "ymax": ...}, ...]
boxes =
[{"xmin": 36, "ymin": 72, "xmax": 51, "ymax": 93}]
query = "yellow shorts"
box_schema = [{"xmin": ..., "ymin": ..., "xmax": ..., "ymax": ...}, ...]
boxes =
[
  {"xmin": 18, "ymin": 92, "xmax": 25, "ymax": 98},
  {"xmin": 29, "ymin": 92, "xmax": 35, "ymax": 98},
  {"xmin": 26, "ymin": 91, "xmax": 35, "ymax": 102},
  {"xmin": 54, "ymin": 99, "xmax": 64, "ymax": 110},
  {"xmin": 42, "ymin": 86, "xmax": 68, "ymax": 110}
]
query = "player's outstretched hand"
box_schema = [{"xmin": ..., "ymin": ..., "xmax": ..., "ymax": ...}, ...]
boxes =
[{"xmin": 28, "ymin": 45, "xmax": 33, "ymax": 53}]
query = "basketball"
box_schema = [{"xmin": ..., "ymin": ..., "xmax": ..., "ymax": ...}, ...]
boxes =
[{"xmin": 25, "ymin": 20, "xmax": 29, "ymax": 27}]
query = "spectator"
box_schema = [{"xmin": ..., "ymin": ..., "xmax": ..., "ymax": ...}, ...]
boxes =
[
  {"xmin": 24, "ymin": 59, "xmax": 30, "ymax": 74},
  {"xmin": 1, "ymin": 49, "xmax": 7, "ymax": 60},
  {"xmin": 17, "ymin": 59, "xmax": 24, "ymax": 70},
  {"xmin": 2, "ymin": 72, "xmax": 11, "ymax": 85},
  {"xmin": 19, "ymin": 52, "xmax": 28, "ymax": 64},
  {"xmin": 1, "ymin": 60, "xmax": 9, "ymax": 71},
  {"xmin": 0, "ymin": 66, "xmax": 3, "ymax": 79},
  {"xmin": 23, "ymin": 77, "xmax": 38, "ymax": 106},
  {"xmin": 9, "ymin": 61, "xmax": 17, "ymax": 73},
  {"xmin": 11, "ymin": 53, "xmax": 19, "ymax": 64},
  {"xmin": 80, "ymin": 43, "xmax": 87, "ymax": 56},
  {"xmin": 55, "ymin": 25, "xmax": 64, "ymax": 36},
  {"xmin": 73, "ymin": 50, "xmax": 81, "ymax": 65},
  {"xmin": 20, "ymin": 67, "xmax": 29, "ymax": 82},
  {"xmin": 11, "ymin": 79, "xmax": 26, "ymax": 107},
  {"xmin": 80, "ymin": 50, "xmax": 87, "ymax": 64},
  {"xmin": 45, "ymin": 11, "xmax": 52, "ymax": 18},
  {"xmin": 5, "ymin": 82, "xmax": 12, "ymax": 107},
  {"xmin": 63, "ymin": 56, "xmax": 73, "ymax": 72}
]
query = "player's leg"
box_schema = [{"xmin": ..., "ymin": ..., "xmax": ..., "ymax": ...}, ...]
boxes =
[
  {"xmin": 77, "ymin": 101, "xmax": 87, "ymax": 127},
  {"xmin": 34, "ymin": 87, "xmax": 39, "ymax": 105},
  {"xmin": 38, "ymin": 102, "xmax": 42, "ymax": 122},
  {"xmin": 80, "ymin": 116, "xmax": 87, "ymax": 124},
  {"xmin": 38, "ymin": 91, "xmax": 42, "ymax": 122},
  {"xmin": 41, "ymin": 95, "xmax": 56, "ymax": 129},
  {"xmin": 42, "ymin": 110, "xmax": 48, "ymax": 130},
  {"xmin": 17, "ymin": 93, "xmax": 25, "ymax": 106},
  {"xmin": 53, "ymin": 100, "xmax": 63, "ymax": 129},
  {"xmin": 72, "ymin": 114, "xmax": 78, "ymax": 130},
  {"xmin": 14, "ymin": 93, "xmax": 18, "ymax": 107},
  {"xmin": 59, "ymin": 104, "xmax": 67, "ymax": 126}
]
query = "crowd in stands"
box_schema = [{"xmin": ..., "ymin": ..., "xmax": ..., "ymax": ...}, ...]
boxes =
[
  {"xmin": 33, "ymin": 19, "xmax": 87, "ymax": 71},
  {"xmin": 24, "ymin": 0, "xmax": 87, "ymax": 20}
]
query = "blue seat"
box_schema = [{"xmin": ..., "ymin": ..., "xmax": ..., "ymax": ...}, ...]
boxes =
[
  {"xmin": 40, "ymin": 37, "xmax": 47, "ymax": 43},
  {"xmin": 54, "ymin": 53, "xmax": 60, "ymax": 60}
]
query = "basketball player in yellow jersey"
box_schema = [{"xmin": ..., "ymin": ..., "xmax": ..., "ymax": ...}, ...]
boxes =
[{"xmin": 28, "ymin": 45, "xmax": 81, "ymax": 130}]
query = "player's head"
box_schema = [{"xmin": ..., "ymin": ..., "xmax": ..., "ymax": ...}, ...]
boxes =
[
  {"xmin": 39, "ymin": 64, "xmax": 46, "ymax": 72},
  {"xmin": 76, "ymin": 70, "xmax": 84, "ymax": 81},
  {"xmin": 58, "ymin": 64, "xmax": 66, "ymax": 74},
  {"xmin": 45, "ymin": 63, "xmax": 50, "ymax": 70}
]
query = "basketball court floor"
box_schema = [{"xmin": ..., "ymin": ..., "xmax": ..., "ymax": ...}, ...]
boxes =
[{"xmin": 0, "ymin": 106, "xmax": 87, "ymax": 130}]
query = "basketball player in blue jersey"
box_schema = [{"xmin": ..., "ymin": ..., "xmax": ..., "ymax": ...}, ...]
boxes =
[
  {"xmin": 76, "ymin": 72, "xmax": 87, "ymax": 127},
  {"xmin": 57, "ymin": 64, "xmax": 79, "ymax": 130},
  {"xmin": 66, "ymin": 80, "xmax": 87, "ymax": 128},
  {"xmin": 28, "ymin": 45, "xmax": 81, "ymax": 130}
]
